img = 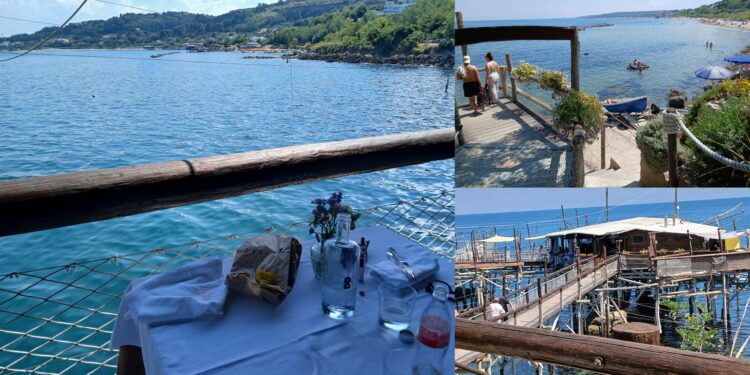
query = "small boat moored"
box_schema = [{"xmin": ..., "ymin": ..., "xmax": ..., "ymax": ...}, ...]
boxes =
[{"xmin": 601, "ymin": 96, "xmax": 648, "ymax": 113}]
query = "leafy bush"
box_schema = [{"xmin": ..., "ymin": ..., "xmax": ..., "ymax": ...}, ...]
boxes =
[
  {"xmin": 539, "ymin": 70, "xmax": 569, "ymax": 93},
  {"xmin": 635, "ymin": 117, "xmax": 691, "ymax": 171},
  {"xmin": 685, "ymin": 95, "xmax": 750, "ymax": 186},
  {"xmin": 514, "ymin": 61, "xmax": 539, "ymax": 82},
  {"xmin": 514, "ymin": 62, "xmax": 569, "ymax": 94},
  {"xmin": 686, "ymin": 78, "xmax": 750, "ymax": 126},
  {"xmin": 660, "ymin": 300, "xmax": 721, "ymax": 353},
  {"xmin": 552, "ymin": 90, "xmax": 605, "ymax": 142}
]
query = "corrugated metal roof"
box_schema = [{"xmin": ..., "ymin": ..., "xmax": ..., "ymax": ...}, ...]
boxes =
[{"xmin": 544, "ymin": 217, "xmax": 723, "ymax": 238}]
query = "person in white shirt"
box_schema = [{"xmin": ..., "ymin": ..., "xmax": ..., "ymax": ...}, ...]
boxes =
[{"xmin": 487, "ymin": 295, "xmax": 506, "ymax": 321}]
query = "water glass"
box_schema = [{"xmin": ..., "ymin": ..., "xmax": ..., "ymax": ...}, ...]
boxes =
[
  {"xmin": 379, "ymin": 282, "xmax": 417, "ymax": 331},
  {"xmin": 383, "ymin": 348, "xmax": 413, "ymax": 375}
]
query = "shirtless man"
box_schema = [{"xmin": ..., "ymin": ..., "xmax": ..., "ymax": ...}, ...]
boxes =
[{"xmin": 457, "ymin": 55, "xmax": 481, "ymax": 115}]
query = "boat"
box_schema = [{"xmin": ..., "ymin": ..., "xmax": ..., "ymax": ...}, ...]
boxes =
[
  {"xmin": 627, "ymin": 63, "xmax": 649, "ymax": 71},
  {"xmin": 601, "ymin": 96, "xmax": 648, "ymax": 113}
]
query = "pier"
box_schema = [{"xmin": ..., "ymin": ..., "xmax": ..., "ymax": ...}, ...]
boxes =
[
  {"xmin": 455, "ymin": 214, "xmax": 750, "ymax": 374},
  {"xmin": 454, "ymin": 16, "xmax": 583, "ymax": 187}
]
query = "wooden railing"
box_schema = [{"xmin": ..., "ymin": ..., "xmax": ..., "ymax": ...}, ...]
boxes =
[
  {"xmin": 0, "ymin": 129, "xmax": 453, "ymax": 236},
  {"xmin": 456, "ymin": 319, "xmax": 750, "ymax": 375}
]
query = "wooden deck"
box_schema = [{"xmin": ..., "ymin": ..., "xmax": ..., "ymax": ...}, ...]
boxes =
[{"xmin": 455, "ymin": 99, "xmax": 573, "ymax": 187}]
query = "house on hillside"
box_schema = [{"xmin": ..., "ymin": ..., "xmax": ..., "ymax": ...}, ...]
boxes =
[{"xmin": 383, "ymin": 0, "xmax": 415, "ymax": 15}]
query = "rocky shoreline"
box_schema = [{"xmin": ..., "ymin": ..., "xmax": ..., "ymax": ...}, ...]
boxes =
[{"xmin": 296, "ymin": 51, "xmax": 453, "ymax": 68}]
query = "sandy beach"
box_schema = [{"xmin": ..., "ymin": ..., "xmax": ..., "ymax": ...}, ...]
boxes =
[{"xmin": 699, "ymin": 17, "xmax": 750, "ymax": 32}]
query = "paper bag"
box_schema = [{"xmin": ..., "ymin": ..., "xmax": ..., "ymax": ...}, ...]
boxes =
[{"xmin": 225, "ymin": 235, "xmax": 302, "ymax": 305}]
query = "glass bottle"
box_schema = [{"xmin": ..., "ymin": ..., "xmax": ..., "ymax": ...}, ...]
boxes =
[
  {"xmin": 412, "ymin": 283, "xmax": 451, "ymax": 375},
  {"xmin": 321, "ymin": 213, "xmax": 360, "ymax": 319}
]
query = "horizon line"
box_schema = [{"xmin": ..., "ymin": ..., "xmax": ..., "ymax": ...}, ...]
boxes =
[{"xmin": 457, "ymin": 195, "xmax": 749, "ymax": 217}]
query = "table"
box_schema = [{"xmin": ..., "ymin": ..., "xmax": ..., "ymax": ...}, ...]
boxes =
[{"xmin": 112, "ymin": 226, "xmax": 455, "ymax": 374}]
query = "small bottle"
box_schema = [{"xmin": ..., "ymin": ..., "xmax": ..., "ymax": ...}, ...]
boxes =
[
  {"xmin": 321, "ymin": 214, "xmax": 361, "ymax": 319},
  {"xmin": 412, "ymin": 283, "xmax": 451, "ymax": 375}
]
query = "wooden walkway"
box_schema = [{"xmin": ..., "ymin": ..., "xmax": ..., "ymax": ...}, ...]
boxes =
[
  {"xmin": 455, "ymin": 99, "xmax": 573, "ymax": 187},
  {"xmin": 456, "ymin": 258, "xmax": 620, "ymax": 368}
]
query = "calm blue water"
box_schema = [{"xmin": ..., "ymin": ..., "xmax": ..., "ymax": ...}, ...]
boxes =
[
  {"xmin": 0, "ymin": 50, "xmax": 454, "ymax": 273},
  {"xmin": 457, "ymin": 195, "xmax": 750, "ymax": 368},
  {"xmin": 456, "ymin": 17, "xmax": 750, "ymax": 107}
]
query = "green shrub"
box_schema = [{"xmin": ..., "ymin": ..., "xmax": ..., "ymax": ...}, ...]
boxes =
[
  {"xmin": 552, "ymin": 90, "xmax": 605, "ymax": 142},
  {"xmin": 636, "ymin": 117, "xmax": 691, "ymax": 171},
  {"xmin": 539, "ymin": 70, "xmax": 569, "ymax": 93},
  {"xmin": 514, "ymin": 61, "xmax": 539, "ymax": 82},
  {"xmin": 686, "ymin": 78, "xmax": 750, "ymax": 126},
  {"xmin": 685, "ymin": 95, "xmax": 750, "ymax": 186}
]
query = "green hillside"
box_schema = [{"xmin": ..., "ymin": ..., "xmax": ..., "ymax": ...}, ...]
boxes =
[
  {"xmin": 1, "ymin": 0, "xmax": 381, "ymax": 49},
  {"xmin": 678, "ymin": 0, "xmax": 750, "ymax": 20}
]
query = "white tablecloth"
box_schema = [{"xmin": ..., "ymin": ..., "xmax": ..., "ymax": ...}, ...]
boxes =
[{"xmin": 112, "ymin": 226, "xmax": 454, "ymax": 374}]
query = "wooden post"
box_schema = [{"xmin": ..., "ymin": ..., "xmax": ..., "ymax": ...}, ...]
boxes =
[
  {"xmin": 500, "ymin": 66, "xmax": 509, "ymax": 98},
  {"xmin": 537, "ymin": 277, "xmax": 544, "ymax": 327},
  {"xmin": 655, "ymin": 287, "xmax": 662, "ymax": 333},
  {"xmin": 663, "ymin": 112, "xmax": 680, "ymax": 187},
  {"xmin": 571, "ymin": 29, "xmax": 580, "ymax": 91},
  {"xmin": 723, "ymin": 271, "xmax": 729, "ymax": 347},
  {"xmin": 600, "ymin": 124, "xmax": 607, "ymax": 170},
  {"xmin": 456, "ymin": 12, "xmax": 468, "ymax": 58},
  {"xmin": 561, "ymin": 205, "xmax": 568, "ymax": 230},
  {"xmin": 455, "ymin": 99, "xmax": 465, "ymax": 146},
  {"xmin": 575, "ymin": 208, "xmax": 580, "ymax": 228},
  {"xmin": 573, "ymin": 125, "xmax": 585, "ymax": 187},
  {"xmin": 605, "ymin": 188, "xmax": 609, "ymax": 223},
  {"xmin": 506, "ymin": 53, "xmax": 518, "ymax": 102}
]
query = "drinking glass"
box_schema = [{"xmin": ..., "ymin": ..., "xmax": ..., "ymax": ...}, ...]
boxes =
[{"xmin": 379, "ymin": 282, "xmax": 417, "ymax": 331}]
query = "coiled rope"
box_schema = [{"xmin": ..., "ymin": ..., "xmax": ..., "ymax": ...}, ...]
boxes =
[{"xmin": 664, "ymin": 112, "xmax": 750, "ymax": 173}]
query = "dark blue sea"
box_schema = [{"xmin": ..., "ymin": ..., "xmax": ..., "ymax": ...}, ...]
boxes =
[
  {"xmin": 0, "ymin": 50, "xmax": 454, "ymax": 273},
  {"xmin": 456, "ymin": 17, "xmax": 750, "ymax": 107}
]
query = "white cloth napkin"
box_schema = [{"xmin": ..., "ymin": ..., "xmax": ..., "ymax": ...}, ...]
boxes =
[
  {"xmin": 122, "ymin": 256, "xmax": 228, "ymax": 325},
  {"xmin": 368, "ymin": 254, "xmax": 439, "ymax": 286}
]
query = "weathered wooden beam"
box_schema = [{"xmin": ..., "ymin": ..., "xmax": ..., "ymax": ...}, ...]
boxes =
[
  {"xmin": 0, "ymin": 129, "xmax": 454, "ymax": 237},
  {"xmin": 516, "ymin": 89, "xmax": 554, "ymax": 112},
  {"xmin": 456, "ymin": 26, "xmax": 578, "ymax": 45},
  {"xmin": 456, "ymin": 319, "xmax": 750, "ymax": 374}
]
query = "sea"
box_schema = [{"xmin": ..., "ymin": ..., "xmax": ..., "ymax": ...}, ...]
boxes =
[
  {"xmin": 457, "ymin": 196, "xmax": 750, "ymax": 371},
  {"xmin": 456, "ymin": 17, "xmax": 750, "ymax": 108},
  {"xmin": 0, "ymin": 50, "xmax": 454, "ymax": 273}
]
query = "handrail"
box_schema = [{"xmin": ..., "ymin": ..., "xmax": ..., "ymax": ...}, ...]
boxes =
[
  {"xmin": 456, "ymin": 319, "xmax": 750, "ymax": 375},
  {"xmin": 0, "ymin": 129, "xmax": 454, "ymax": 237},
  {"xmin": 489, "ymin": 256, "xmax": 617, "ymax": 322}
]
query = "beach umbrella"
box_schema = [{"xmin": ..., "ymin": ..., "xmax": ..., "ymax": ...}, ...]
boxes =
[
  {"xmin": 694, "ymin": 66, "xmax": 733, "ymax": 80},
  {"xmin": 480, "ymin": 235, "xmax": 515, "ymax": 243},
  {"xmin": 726, "ymin": 56, "xmax": 750, "ymax": 64}
]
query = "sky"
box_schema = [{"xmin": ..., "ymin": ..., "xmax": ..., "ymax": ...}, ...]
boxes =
[
  {"xmin": 456, "ymin": 0, "xmax": 716, "ymax": 21},
  {"xmin": 456, "ymin": 188, "xmax": 750, "ymax": 215},
  {"xmin": 0, "ymin": 0, "xmax": 269, "ymax": 37}
]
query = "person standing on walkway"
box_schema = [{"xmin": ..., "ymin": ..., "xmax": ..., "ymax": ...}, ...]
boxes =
[
  {"xmin": 457, "ymin": 55, "xmax": 482, "ymax": 115},
  {"xmin": 484, "ymin": 52, "xmax": 502, "ymax": 107}
]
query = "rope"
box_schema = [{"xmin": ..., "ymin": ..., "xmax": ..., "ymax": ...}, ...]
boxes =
[
  {"xmin": 669, "ymin": 113, "xmax": 750, "ymax": 173},
  {"xmin": 0, "ymin": 0, "xmax": 89, "ymax": 63},
  {"xmin": 95, "ymin": 0, "xmax": 157, "ymax": 13},
  {"xmin": 0, "ymin": 15, "xmax": 58, "ymax": 26}
]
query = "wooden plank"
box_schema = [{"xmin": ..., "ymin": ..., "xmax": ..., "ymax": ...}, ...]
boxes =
[
  {"xmin": 456, "ymin": 320, "xmax": 750, "ymax": 375},
  {"xmin": 517, "ymin": 89, "xmax": 553, "ymax": 112},
  {"xmin": 0, "ymin": 129, "xmax": 454, "ymax": 237},
  {"xmin": 456, "ymin": 26, "xmax": 578, "ymax": 45}
]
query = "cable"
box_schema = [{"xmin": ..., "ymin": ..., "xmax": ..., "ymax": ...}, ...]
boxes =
[
  {"xmin": 95, "ymin": 0, "xmax": 157, "ymax": 13},
  {"xmin": 0, "ymin": 15, "xmax": 58, "ymax": 26},
  {"xmin": 0, "ymin": 0, "xmax": 90, "ymax": 63}
]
